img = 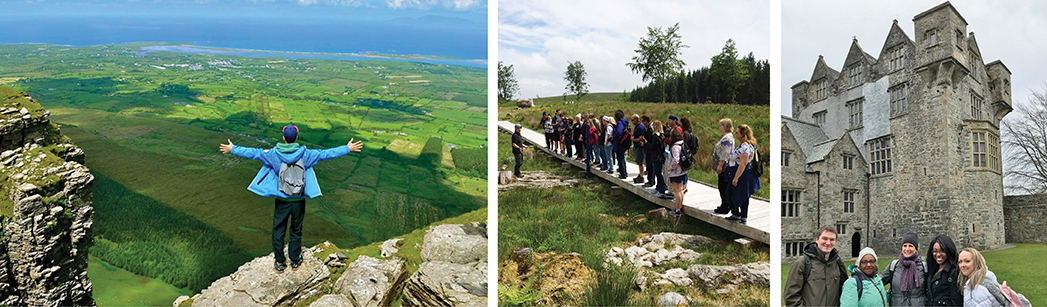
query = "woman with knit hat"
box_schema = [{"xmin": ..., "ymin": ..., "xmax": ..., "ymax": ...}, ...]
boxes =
[
  {"xmin": 880, "ymin": 232, "xmax": 928, "ymax": 306},
  {"xmin": 840, "ymin": 247, "xmax": 887, "ymax": 307}
]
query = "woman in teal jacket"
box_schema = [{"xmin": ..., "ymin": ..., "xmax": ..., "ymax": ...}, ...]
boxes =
[{"xmin": 840, "ymin": 247, "xmax": 887, "ymax": 307}]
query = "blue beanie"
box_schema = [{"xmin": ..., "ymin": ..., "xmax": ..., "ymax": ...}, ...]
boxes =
[
  {"xmin": 283, "ymin": 124, "xmax": 298, "ymax": 143},
  {"xmin": 668, "ymin": 114, "xmax": 679, "ymax": 122}
]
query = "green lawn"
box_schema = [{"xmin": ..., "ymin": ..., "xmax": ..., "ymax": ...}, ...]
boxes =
[{"xmin": 780, "ymin": 244, "xmax": 1046, "ymax": 305}]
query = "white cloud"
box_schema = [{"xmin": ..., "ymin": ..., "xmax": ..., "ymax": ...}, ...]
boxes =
[
  {"xmin": 385, "ymin": 0, "xmax": 481, "ymax": 10},
  {"xmin": 499, "ymin": 0, "xmax": 769, "ymax": 98}
]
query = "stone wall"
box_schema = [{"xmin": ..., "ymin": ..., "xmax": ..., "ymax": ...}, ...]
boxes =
[
  {"xmin": 0, "ymin": 86, "xmax": 94, "ymax": 306},
  {"xmin": 1002, "ymin": 194, "xmax": 1047, "ymax": 244}
]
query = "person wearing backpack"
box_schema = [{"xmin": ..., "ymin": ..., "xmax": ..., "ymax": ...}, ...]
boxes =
[
  {"xmin": 959, "ymin": 248, "xmax": 1007, "ymax": 307},
  {"xmin": 784, "ymin": 225, "xmax": 848, "ymax": 307},
  {"xmin": 603, "ymin": 116, "xmax": 616, "ymax": 174},
  {"xmin": 726, "ymin": 124, "xmax": 760, "ymax": 223},
  {"xmin": 613, "ymin": 110, "xmax": 630, "ymax": 179},
  {"xmin": 220, "ymin": 124, "xmax": 363, "ymax": 273},
  {"xmin": 880, "ymin": 232, "xmax": 928, "ymax": 307},
  {"xmin": 647, "ymin": 120, "xmax": 670, "ymax": 199},
  {"xmin": 641, "ymin": 116, "xmax": 657, "ymax": 188},
  {"xmin": 840, "ymin": 247, "xmax": 888, "ymax": 307},
  {"xmin": 573, "ymin": 114, "xmax": 585, "ymax": 161},
  {"xmin": 680, "ymin": 117, "xmax": 698, "ymax": 192},
  {"xmin": 667, "ymin": 129, "xmax": 687, "ymax": 215}
]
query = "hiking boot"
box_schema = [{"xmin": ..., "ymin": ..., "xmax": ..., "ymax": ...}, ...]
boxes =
[
  {"xmin": 726, "ymin": 215, "xmax": 742, "ymax": 221},
  {"xmin": 275, "ymin": 262, "xmax": 287, "ymax": 273},
  {"xmin": 633, "ymin": 176, "xmax": 644, "ymax": 183},
  {"xmin": 713, "ymin": 207, "xmax": 731, "ymax": 214},
  {"xmin": 291, "ymin": 259, "xmax": 302, "ymax": 271},
  {"xmin": 643, "ymin": 182, "xmax": 655, "ymax": 188},
  {"xmin": 659, "ymin": 193, "xmax": 674, "ymax": 200}
]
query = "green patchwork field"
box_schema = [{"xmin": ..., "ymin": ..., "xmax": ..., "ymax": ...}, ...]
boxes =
[{"xmin": 0, "ymin": 43, "xmax": 487, "ymax": 300}]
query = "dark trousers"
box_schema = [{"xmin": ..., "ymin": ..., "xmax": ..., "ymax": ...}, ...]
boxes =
[
  {"xmin": 616, "ymin": 149, "xmax": 628, "ymax": 177},
  {"xmin": 718, "ymin": 170, "xmax": 731, "ymax": 210},
  {"xmin": 646, "ymin": 153, "xmax": 656, "ymax": 183},
  {"xmin": 565, "ymin": 139, "xmax": 573, "ymax": 156},
  {"xmin": 727, "ymin": 166, "xmax": 752, "ymax": 218},
  {"xmin": 514, "ymin": 152, "xmax": 523, "ymax": 177},
  {"xmin": 545, "ymin": 133, "xmax": 552, "ymax": 149},
  {"xmin": 576, "ymin": 141, "xmax": 584, "ymax": 159},
  {"xmin": 653, "ymin": 159, "xmax": 666, "ymax": 193},
  {"xmin": 273, "ymin": 198, "xmax": 306, "ymax": 263}
]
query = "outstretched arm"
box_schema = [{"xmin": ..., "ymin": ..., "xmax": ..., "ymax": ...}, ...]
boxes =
[
  {"xmin": 222, "ymin": 139, "xmax": 269, "ymax": 160},
  {"xmin": 309, "ymin": 138, "xmax": 363, "ymax": 163},
  {"xmin": 348, "ymin": 138, "xmax": 363, "ymax": 152}
]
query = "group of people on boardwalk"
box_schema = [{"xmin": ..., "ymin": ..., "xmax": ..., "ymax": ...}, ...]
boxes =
[
  {"xmin": 784, "ymin": 226, "xmax": 1030, "ymax": 307},
  {"xmin": 531, "ymin": 110, "xmax": 761, "ymax": 223}
]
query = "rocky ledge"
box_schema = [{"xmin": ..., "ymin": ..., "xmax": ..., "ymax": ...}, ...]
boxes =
[{"xmin": 175, "ymin": 222, "xmax": 488, "ymax": 307}]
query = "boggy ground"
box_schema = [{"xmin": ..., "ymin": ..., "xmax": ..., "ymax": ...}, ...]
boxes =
[{"xmin": 497, "ymin": 132, "xmax": 769, "ymax": 306}]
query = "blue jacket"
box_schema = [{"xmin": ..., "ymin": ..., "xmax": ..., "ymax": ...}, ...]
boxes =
[
  {"xmin": 613, "ymin": 118, "xmax": 629, "ymax": 152},
  {"xmin": 231, "ymin": 144, "xmax": 353, "ymax": 198}
]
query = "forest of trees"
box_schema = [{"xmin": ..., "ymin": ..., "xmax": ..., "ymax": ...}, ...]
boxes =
[{"xmin": 629, "ymin": 50, "xmax": 769, "ymax": 105}]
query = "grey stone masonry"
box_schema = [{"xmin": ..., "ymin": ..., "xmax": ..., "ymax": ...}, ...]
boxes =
[
  {"xmin": 1002, "ymin": 194, "xmax": 1047, "ymax": 244},
  {"xmin": 783, "ymin": 2, "xmax": 1010, "ymax": 261}
]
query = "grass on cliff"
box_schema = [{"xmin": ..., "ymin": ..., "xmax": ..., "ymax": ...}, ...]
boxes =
[
  {"xmin": 780, "ymin": 244, "xmax": 1047, "ymax": 306},
  {"xmin": 497, "ymin": 132, "xmax": 768, "ymax": 306},
  {"xmin": 499, "ymin": 99, "xmax": 770, "ymax": 199}
]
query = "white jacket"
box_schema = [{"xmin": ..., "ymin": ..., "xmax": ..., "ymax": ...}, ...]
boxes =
[{"xmin": 964, "ymin": 270, "xmax": 1005, "ymax": 307}]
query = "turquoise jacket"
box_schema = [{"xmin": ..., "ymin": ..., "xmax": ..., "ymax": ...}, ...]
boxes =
[
  {"xmin": 840, "ymin": 264, "xmax": 887, "ymax": 307},
  {"xmin": 231, "ymin": 143, "xmax": 353, "ymax": 199}
]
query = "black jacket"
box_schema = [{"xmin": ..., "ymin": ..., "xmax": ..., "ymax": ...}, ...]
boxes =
[{"xmin": 925, "ymin": 263, "xmax": 962, "ymax": 306}]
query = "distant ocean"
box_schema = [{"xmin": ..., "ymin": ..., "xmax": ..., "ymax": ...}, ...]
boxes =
[{"xmin": 0, "ymin": 15, "xmax": 486, "ymax": 66}]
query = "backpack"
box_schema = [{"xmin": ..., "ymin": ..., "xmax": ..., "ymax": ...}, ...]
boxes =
[
  {"xmin": 678, "ymin": 140, "xmax": 694, "ymax": 171},
  {"xmin": 588, "ymin": 126, "xmax": 599, "ymax": 145},
  {"xmin": 279, "ymin": 159, "xmax": 306, "ymax": 196},
  {"xmin": 752, "ymin": 145, "xmax": 764, "ymax": 178},
  {"xmin": 999, "ymin": 281, "xmax": 1032, "ymax": 307},
  {"xmin": 616, "ymin": 119, "xmax": 631, "ymax": 151}
]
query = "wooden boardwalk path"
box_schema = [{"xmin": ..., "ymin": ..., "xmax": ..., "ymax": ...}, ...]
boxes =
[{"xmin": 498, "ymin": 120, "xmax": 770, "ymax": 244}]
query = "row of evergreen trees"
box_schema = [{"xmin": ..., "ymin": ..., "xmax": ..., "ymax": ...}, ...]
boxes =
[{"xmin": 629, "ymin": 53, "xmax": 769, "ymax": 105}]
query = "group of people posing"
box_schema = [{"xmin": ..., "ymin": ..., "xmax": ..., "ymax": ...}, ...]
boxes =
[
  {"xmin": 784, "ymin": 226, "xmax": 1030, "ymax": 307},
  {"xmin": 535, "ymin": 109, "xmax": 761, "ymax": 223}
]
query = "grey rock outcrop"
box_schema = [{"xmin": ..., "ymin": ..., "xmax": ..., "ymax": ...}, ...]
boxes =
[
  {"xmin": 516, "ymin": 99, "xmax": 534, "ymax": 108},
  {"xmin": 657, "ymin": 292, "xmax": 688, "ymax": 307},
  {"xmin": 380, "ymin": 238, "xmax": 403, "ymax": 258},
  {"xmin": 308, "ymin": 294, "xmax": 353, "ymax": 307},
  {"xmin": 403, "ymin": 223, "xmax": 488, "ymax": 307},
  {"xmin": 420, "ymin": 223, "xmax": 486, "ymax": 264},
  {"xmin": 333, "ymin": 256, "xmax": 407, "ymax": 307},
  {"xmin": 0, "ymin": 86, "xmax": 94, "ymax": 306},
  {"xmin": 653, "ymin": 268, "xmax": 692, "ymax": 287},
  {"xmin": 687, "ymin": 262, "xmax": 770, "ymax": 289},
  {"xmin": 189, "ymin": 251, "xmax": 329, "ymax": 307}
]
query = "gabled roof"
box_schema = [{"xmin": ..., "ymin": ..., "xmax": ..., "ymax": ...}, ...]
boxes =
[
  {"xmin": 810, "ymin": 55, "xmax": 839, "ymax": 83},
  {"xmin": 843, "ymin": 38, "xmax": 877, "ymax": 68},
  {"xmin": 782, "ymin": 116, "xmax": 833, "ymax": 164},
  {"xmin": 879, "ymin": 19, "xmax": 914, "ymax": 55},
  {"xmin": 967, "ymin": 32, "xmax": 981, "ymax": 59}
]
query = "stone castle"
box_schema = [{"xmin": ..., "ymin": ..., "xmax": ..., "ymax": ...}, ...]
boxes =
[{"xmin": 781, "ymin": 2, "xmax": 1013, "ymax": 260}]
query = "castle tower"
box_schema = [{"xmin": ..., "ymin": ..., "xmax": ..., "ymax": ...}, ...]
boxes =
[{"xmin": 783, "ymin": 2, "xmax": 1010, "ymax": 260}]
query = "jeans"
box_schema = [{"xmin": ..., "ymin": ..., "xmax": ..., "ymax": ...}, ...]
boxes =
[
  {"xmin": 514, "ymin": 152, "xmax": 523, "ymax": 177},
  {"xmin": 653, "ymin": 159, "xmax": 666, "ymax": 193},
  {"xmin": 273, "ymin": 198, "xmax": 306, "ymax": 264},
  {"xmin": 594, "ymin": 144, "xmax": 603, "ymax": 165},
  {"xmin": 603, "ymin": 144, "xmax": 614, "ymax": 172}
]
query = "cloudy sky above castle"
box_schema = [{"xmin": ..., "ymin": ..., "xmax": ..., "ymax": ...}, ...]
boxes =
[
  {"xmin": 782, "ymin": 0, "xmax": 1047, "ymax": 117},
  {"xmin": 499, "ymin": 0, "xmax": 769, "ymax": 99}
]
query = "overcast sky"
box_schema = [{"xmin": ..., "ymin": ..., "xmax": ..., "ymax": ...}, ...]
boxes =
[
  {"xmin": 781, "ymin": 0, "xmax": 1047, "ymax": 117},
  {"xmin": 499, "ymin": 0, "xmax": 769, "ymax": 99}
]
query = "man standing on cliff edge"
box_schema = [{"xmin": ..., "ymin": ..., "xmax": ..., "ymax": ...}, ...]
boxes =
[{"xmin": 220, "ymin": 124, "xmax": 363, "ymax": 273}]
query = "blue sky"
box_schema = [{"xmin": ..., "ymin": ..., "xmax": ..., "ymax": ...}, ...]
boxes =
[{"xmin": 1, "ymin": 0, "xmax": 487, "ymax": 22}]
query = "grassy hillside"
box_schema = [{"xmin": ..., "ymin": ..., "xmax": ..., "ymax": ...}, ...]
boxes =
[
  {"xmin": 0, "ymin": 43, "xmax": 487, "ymax": 297},
  {"xmin": 500, "ymin": 98, "xmax": 771, "ymax": 198}
]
